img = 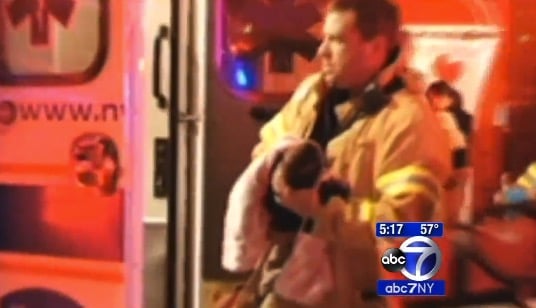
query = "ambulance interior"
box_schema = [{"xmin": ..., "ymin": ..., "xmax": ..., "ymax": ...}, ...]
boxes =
[{"xmin": 0, "ymin": 0, "xmax": 535, "ymax": 307}]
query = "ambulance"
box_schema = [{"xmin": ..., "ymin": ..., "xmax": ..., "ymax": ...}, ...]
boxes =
[{"xmin": 0, "ymin": 0, "xmax": 534, "ymax": 307}]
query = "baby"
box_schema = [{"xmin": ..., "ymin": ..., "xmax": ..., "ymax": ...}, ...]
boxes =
[{"xmin": 222, "ymin": 137, "xmax": 349, "ymax": 273}]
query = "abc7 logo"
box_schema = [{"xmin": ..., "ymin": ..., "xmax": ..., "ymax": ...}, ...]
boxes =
[{"xmin": 381, "ymin": 236, "xmax": 442, "ymax": 281}]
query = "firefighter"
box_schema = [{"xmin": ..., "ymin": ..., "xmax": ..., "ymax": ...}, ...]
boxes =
[{"xmin": 246, "ymin": 0, "xmax": 452, "ymax": 307}]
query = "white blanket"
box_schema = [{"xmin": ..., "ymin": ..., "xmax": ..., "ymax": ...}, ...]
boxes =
[{"xmin": 221, "ymin": 137, "xmax": 301, "ymax": 272}]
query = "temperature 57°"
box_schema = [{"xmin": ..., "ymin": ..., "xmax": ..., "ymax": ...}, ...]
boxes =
[{"xmin": 420, "ymin": 223, "xmax": 440, "ymax": 236}]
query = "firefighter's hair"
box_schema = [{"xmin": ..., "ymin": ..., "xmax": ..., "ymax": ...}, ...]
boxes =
[{"xmin": 327, "ymin": 0, "xmax": 400, "ymax": 51}]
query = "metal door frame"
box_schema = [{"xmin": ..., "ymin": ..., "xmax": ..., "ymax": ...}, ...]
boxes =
[{"xmin": 167, "ymin": 0, "xmax": 208, "ymax": 307}]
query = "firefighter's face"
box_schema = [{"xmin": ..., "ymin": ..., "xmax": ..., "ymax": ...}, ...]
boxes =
[{"xmin": 317, "ymin": 10, "xmax": 388, "ymax": 88}]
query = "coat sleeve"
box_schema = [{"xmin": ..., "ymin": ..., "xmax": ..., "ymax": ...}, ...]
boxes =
[
  {"xmin": 251, "ymin": 74, "xmax": 321, "ymax": 159},
  {"xmin": 360, "ymin": 100, "xmax": 452, "ymax": 223}
]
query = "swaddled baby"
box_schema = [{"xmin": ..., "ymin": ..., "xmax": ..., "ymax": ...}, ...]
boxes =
[{"xmin": 222, "ymin": 137, "xmax": 349, "ymax": 272}]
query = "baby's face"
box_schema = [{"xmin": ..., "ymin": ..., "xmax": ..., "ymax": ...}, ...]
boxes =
[{"xmin": 271, "ymin": 166, "xmax": 319, "ymax": 217}]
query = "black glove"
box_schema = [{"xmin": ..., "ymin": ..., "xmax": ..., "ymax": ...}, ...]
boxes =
[{"xmin": 317, "ymin": 178, "xmax": 351, "ymax": 206}]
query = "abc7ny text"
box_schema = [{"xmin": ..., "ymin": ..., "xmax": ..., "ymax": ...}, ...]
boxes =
[{"xmin": 379, "ymin": 236, "xmax": 443, "ymax": 296}]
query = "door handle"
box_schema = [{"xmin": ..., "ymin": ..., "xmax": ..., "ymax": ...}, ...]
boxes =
[{"xmin": 153, "ymin": 25, "xmax": 170, "ymax": 110}]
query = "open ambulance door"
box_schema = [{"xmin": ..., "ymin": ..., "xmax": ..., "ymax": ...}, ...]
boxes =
[{"xmin": 0, "ymin": 0, "xmax": 145, "ymax": 307}]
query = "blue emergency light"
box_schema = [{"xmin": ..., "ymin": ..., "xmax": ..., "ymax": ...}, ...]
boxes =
[
  {"xmin": 231, "ymin": 58, "xmax": 258, "ymax": 91},
  {"xmin": 234, "ymin": 67, "xmax": 249, "ymax": 87}
]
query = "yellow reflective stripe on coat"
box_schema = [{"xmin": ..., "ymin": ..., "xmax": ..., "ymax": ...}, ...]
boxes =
[
  {"xmin": 357, "ymin": 199, "xmax": 399, "ymax": 225},
  {"xmin": 376, "ymin": 165, "xmax": 440, "ymax": 203},
  {"xmin": 358, "ymin": 199, "xmax": 376, "ymax": 221},
  {"xmin": 517, "ymin": 162, "xmax": 536, "ymax": 189}
]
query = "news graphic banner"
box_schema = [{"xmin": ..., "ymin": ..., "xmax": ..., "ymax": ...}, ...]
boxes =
[
  {"xmin": 377, "ymin": 222, "xmax": 446, "ymax": 296},
  {"xmin": 376, "ymin": 222, "xmax": 444, "ymax": 238}
]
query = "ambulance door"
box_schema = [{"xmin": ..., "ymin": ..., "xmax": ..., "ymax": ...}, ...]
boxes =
[
  {"xmin": 174, "ymin": 0, "xmax": 324, "ymax": 307},
  {"xmin": 0, "ymin": 1, "xmax": 143, "ymax": 307}
]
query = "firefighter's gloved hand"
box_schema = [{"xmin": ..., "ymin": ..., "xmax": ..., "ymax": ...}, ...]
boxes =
[{"xmin": 317, "ymin": 178, "xmax": 351, "ymax": 206}]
